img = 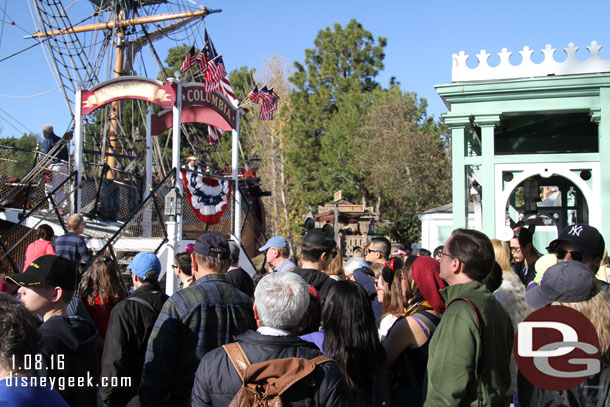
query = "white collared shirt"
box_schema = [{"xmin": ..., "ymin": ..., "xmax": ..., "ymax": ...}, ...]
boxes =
[{"xmin": 257, "ymin": 326, "xmax": 291, "ymax": 336}]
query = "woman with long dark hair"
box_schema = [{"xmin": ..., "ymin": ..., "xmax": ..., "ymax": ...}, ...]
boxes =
[
  {"xmin": 78, "ymin": 256, "xmax": 128, "ymax": 368},
  {"xmin": 23, "ymin": 224, "xmax": 55, "ymax": 271},
  {"xmin": 301, "ymin": 280, "xmax": 389, "ymax": 406}
]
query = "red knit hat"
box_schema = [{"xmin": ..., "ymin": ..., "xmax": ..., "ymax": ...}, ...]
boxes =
[{"xmin": 411, "ymin": 256, "xmax": 447, "ymax": 313}]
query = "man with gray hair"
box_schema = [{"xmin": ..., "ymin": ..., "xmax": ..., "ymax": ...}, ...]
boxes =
[{"xmin": 191, "ymin": 272, "xmax": 353, "ymax": 406}]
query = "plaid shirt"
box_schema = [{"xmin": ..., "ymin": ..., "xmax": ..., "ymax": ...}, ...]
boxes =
[
  {"xmin": 55, "ymin": 232, "xmax": 91, "ymax": 267},
  {"xmin": 139, "ymin": 273, "xmax": 255, "ymax": 407}
]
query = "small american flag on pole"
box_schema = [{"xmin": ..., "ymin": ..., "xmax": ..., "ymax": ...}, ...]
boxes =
[
  {"xmin": 195, "ymin": 50, "xmax": 208, "ymax": 75},
  {"xmin": 203, "ymin": 28, "xmax": 227, "ymax": 93},
  {"xmin": 180, "ymin": 46, "xmax": 198, "ymax": 73},
  {"xmin": 207, "ymin": 77, "xmax": 239, "ymax": 145},
  {"xmin": 258, "ymin": 86, "xmax": 280, "ymax": 120},
  {"xmin": 248, "ymin": 86, "xmax": 260, "ymax": 104}
]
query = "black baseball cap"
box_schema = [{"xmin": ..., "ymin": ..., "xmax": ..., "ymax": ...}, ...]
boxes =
[
  {"xmin": 6, "ymin": 255, "xmax": 77, "ymax": 290},
  {"xmin": 194, "ymin": 234, "xmax": 230, "ymax": 259},
  {"xmin": 548, "ymin": 224, "xmax": 605, "ymax": 258},
  {"xmin": 302, "ymin": 228, "xmax": 336, "ymax": 249}
]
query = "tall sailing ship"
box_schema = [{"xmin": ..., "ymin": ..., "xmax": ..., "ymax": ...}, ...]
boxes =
[{"xmin": 0, "ymin": 0, "xmax": 268, "ymax": 288}]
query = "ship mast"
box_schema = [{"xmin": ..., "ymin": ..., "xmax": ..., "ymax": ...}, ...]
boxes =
[{"xmin": 31, "ymin": 5, "xmax": 212, "ymax": 178}]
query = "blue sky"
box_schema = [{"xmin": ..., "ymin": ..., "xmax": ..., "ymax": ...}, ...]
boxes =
[{"xmin": 1, "ymin": 0, "xmax": 610, "ymax": 139}]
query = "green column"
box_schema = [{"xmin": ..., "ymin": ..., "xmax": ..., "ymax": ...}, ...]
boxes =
[
  {"xmin": 446, "ymin": 116, "xmax": 471, "ymax": 230},
  {"xmin": 598, "ymin": 90, "xmax": 610, "ymax": 243},
  {"xmin": 475, "ymin": 115, "xmax": 501, "ymax": 238}
]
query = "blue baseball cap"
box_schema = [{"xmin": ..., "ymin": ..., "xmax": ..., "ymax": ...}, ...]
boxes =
[
  {"xmin": 127, "ymin": 252, "xmax": 161, "ymax": 280},
  {"xmin": 259, "ymin": 236, "xmax": 289, "ymax": 252}
]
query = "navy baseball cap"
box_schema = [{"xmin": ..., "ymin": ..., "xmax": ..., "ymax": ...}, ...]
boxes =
[
  {"xmin": 259, "ymin": 236, "xmax": 289, "ymax": 252},
  {"xmin": 194, "ymin": 234, "xmax": 230, "ymax": 259},
  {"xmin": 127, "ymin": 252, "xmax": 161, "ymax": 280},
  {"xmin": 548, "ymin": 224, "xmax": 605, "ymax": 258},
  {"xmin": 526, "ymin": 261, "xmax": 597, "ymax": 309},
  {"xmin": 6, "ymin": 255, "xmax": 77, "ymax": 290}
]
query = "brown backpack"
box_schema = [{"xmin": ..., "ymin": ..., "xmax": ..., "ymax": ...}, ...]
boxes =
[{"xmin": 222, "ymin": 342, "xmax": 331, "ymax": 407}]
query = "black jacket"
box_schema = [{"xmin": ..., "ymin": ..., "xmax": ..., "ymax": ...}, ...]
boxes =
[
  {"xmin": 100, "ymin": 282, "xmax": 168, "ymax": 407},
  {"xmin": 293, "ymin": 268, "xmax": 336, "ymax": 303},
  {"xmin": 190, "ymin": 330, "xmax": 354, "ymax": 407},
  {"xmin": 225, "ymin": 267, "xmax": 254, "ymax": 298},
  {"xmin": 38, "ymin": 315, "xmax": 99, "ymax": 407}
]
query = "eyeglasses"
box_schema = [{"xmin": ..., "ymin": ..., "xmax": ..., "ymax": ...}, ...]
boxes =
[
  {"xmin": 366, "ymin": 249, "xmax": 383, "ymax": 255},
  {"xmin": 439, "ymin": 252, "xmax": 458, "ymax": 261},
  {"xmin": 510, "ymin": 246, "xmax": 522, "ymax": 253},
  {"xmin": 549, "ymin": 248, "xmax": 587, "ymax": 262}
]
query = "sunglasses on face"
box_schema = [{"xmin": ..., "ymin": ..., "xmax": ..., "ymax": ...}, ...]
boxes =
[{"xmin": 553, "ymin": 248, "xmax": 586, "ymax": 262}]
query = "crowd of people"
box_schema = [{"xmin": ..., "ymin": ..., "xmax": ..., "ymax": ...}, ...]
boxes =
[{"xmin": 1, "ymin": 218, "xmax": 609, "ymax": 406}]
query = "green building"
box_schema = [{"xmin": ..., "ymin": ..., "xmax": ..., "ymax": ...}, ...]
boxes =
[{"xmin": 435, "ymin": 41, "xmax": 609, "ymax": 248}]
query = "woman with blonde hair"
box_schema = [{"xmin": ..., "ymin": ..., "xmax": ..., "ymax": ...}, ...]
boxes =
[
  {"xmin": 323, "ymin": 249, "xmax": 345, "ymax": 281},
  {"xmin": 375, "ymin": 256, "xmax": 408, "ymax": 342},
  {"xmin": 526, "ymin": 261, "xmax": 610, "ymax": 405},
  {"xmin": 491, "ymin": 239, "xmax": 527, "ymax": 401}
]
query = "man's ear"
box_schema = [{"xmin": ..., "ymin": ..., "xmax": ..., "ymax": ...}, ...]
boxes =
[
  {"xmin": 50, "ymin": 287, "xmax": 63, "ymax": 303},
  {"xmin": 253, "ymin": 303, "xmax": 263, "ymax": 328},
  {"xmin": 191, "ymin": 253, "xmax": 199, "ymax": 274}
]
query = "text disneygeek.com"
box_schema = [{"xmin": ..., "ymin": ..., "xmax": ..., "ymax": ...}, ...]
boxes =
[{"xmin": 4, "ymin": 372, "xmax": 131, "ymax": 391}]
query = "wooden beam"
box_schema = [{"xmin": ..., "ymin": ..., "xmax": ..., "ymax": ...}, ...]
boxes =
[{"xmin": 29, "ymin": 9, "xmax": 210, "ymax": 38}]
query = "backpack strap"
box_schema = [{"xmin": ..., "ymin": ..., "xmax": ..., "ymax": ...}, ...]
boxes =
[
  {"xmin": 222, "ymin": 342, "xmax": 251, "ymax": 381},
  {"xmin": 447, "ymin": 297, "xmax": 484, "ymax": 407},
  {"xmin": 126, "ymin": 296, "xmax": 156, "ymax": 314}
]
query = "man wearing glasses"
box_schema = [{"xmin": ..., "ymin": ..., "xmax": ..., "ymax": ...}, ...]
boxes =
[
  {"xmin": 425, "ymin": 229, "xmax": 513, "ymax": 406},
  {"xmin": 510, "ymin": 225, "xmax": 540, "ymax": 287},
  {"xmin": 294, "ymin": 228, "xmax": 337, "ymax": 303},
  {"xmin": 546, "ymin": 223, "xmax": 606, "ymax": 273}
]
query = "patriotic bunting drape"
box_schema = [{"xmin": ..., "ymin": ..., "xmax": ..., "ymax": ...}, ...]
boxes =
[{"xmin": 181, "ymin": 170, "xmax": 231, "ymax": 225}]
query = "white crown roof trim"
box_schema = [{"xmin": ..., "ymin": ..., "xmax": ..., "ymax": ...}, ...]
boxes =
[{"xmin": 452, "ymin": 41, "xmax": 610, "ymax": 82}]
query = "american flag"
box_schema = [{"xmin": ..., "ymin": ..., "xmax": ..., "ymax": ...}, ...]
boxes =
[
  {"xmin": 208, "ymin": 125, "xmax": 223, "ymax": 145},
  {"xmin": 259, "ymin": 86, "xmax": 280, "ymax": 120},
  {"xmin": 203, "ymin": 28, "xmax": 227, "ymax": 93},
  {"xmin": 207, "ymin": 76, "xmax": 238, "ymax": 145},
  {"xmin": 180, "ymin": 46, "xmax": 197, "ymax": 73},
  {"xmin": 195, "ymin": 50, "xmax": 208, "ymax": 75},
  {"xmin": 248, "ymin": 86, "xmax": 260, "ymax": 104}
]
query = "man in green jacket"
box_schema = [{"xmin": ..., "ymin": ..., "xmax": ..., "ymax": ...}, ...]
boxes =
[{"xmin": 425, "ymin": 229, "xmax": 514, "ymax": 406}]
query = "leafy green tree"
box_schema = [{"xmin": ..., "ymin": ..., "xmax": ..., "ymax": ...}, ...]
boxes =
[
  {"xmin": 0, "ymin": 134, "xmax": 40, "ymax": 179},
  {"xmin": 285, "ymin": 19, "xmax": 387, "ymax": 213},
  {"xmin": 357, "ymin": 86, "xmax": 452, "ymax": 244}
]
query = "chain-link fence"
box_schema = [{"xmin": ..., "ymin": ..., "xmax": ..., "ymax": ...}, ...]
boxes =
[
  {"xmin": 0, "ymin": 143, "xmax": 268, "ymax": 274},
  {"xmin": 86, "ymin": 170, "xmax": 174, "ymax": 269},
  {"xmin": 0, "ymin": 171, "xmax": 75, "ymax": 273}
]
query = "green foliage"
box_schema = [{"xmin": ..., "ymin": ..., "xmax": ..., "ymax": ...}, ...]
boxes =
[
  {"xmin": 356, "ymin": 86, "xmax": 452, "ymax": 244},
  {"xmin": 285, "ymin": 19, "xmax": 387, "ymax": 213},
  {"xmin": 0, "ymin": 134, "xmax": 40, "ymax": 179}
]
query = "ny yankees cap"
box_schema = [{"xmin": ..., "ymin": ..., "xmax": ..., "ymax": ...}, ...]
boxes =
[{"xmin": 549, "ymin": 224, "xmax": 605, "ymax": 258}]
